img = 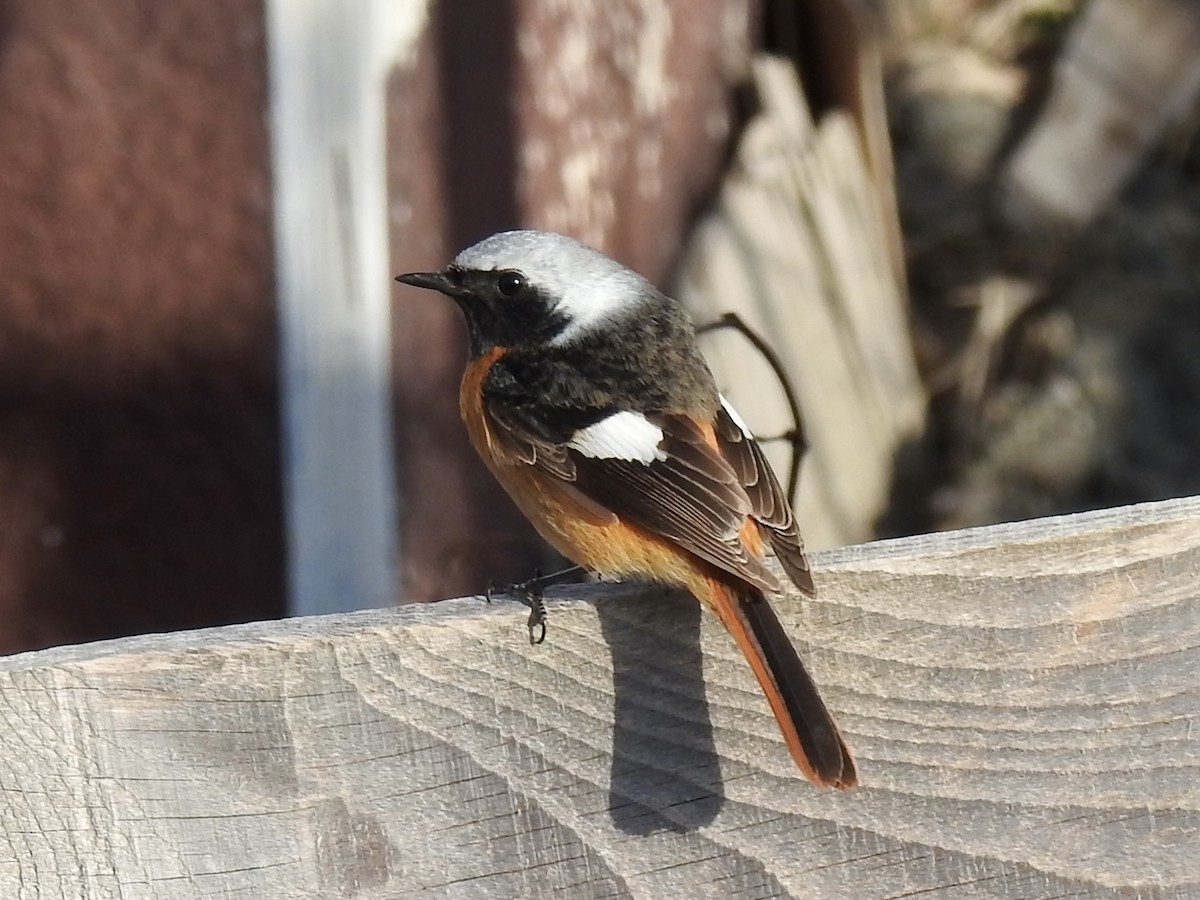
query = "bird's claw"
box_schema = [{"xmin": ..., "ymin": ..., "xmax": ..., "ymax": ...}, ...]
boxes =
[{"xmin": 487, "ymin": 575, "xmax": 549, "ymax": 645}]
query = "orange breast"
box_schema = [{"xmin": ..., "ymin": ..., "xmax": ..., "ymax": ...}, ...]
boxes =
[{"xmin": 457, "ymin": 350, "xmax": 714, "ymax": 599}]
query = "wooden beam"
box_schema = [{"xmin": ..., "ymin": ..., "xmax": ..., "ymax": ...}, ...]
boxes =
[
  {"xmin": 266, "ymin": 1, "xmax": 427, "ymax": 615},
  {"xmin": 1, "ymin": 496, "xmax": 1197, "ymax": 897}
]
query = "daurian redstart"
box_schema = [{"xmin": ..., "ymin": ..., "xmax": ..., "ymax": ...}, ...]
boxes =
[{"xmin": 397, "ymin": 230, "xmax": 856, "ymax": 789}]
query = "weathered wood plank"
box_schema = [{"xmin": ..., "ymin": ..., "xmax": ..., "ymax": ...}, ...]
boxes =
[
  {"xmin": 677, "ymin": 58, "xmax": 924, "ymax": 551},
  {"xmin": 1, "ymin": 496, "xmax": 1197, "ymax": 898},
  {"xmin": 999, "ymin": 0, "xmax": 1200, "ymax": 235}
]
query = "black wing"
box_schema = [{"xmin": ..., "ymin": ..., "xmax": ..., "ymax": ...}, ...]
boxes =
[
  {"xmin": 713, "ymin": 405, "xmax": 814, "ymax": 595},
  {"xmin": 487, "ymin": 401, "xmax": 781, "ymax": 593}
]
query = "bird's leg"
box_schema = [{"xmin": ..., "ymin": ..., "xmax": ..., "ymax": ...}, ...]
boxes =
[{"xmin": 486, "ymin": 565, "xmax": 586, "ymax": 645}]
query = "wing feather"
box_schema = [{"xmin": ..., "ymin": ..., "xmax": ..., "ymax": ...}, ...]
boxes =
[
  {"xmin": 713, "ymin": 404, "xmax": 814, "ymax": 595},
  {"xmin": 485, "ymin": 402, "xmax": 780, "ymax": 592}
]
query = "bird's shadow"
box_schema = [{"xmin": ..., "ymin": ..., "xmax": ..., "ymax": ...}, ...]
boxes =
[{"xmin": 593, "ymin": 584, "xmax": 725, "ymax": 834}]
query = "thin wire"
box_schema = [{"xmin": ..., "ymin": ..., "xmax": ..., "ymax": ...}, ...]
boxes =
[{"xmin": 696, "ymin": 312, "xmax": 809, "ymax": 501}]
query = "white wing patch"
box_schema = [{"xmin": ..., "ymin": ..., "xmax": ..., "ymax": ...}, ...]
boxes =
[
  {"xmin": 720, "ymin": 394, "xmax": 754, "ymax": 438},
  {"xmin": 568, "ymin": 411, "xmax": 666, "ymax": 464}
]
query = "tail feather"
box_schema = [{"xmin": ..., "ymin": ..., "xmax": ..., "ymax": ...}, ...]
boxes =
[{"xmin": 709, "ymin": 580, "xmax": 857, "ymax": 788}]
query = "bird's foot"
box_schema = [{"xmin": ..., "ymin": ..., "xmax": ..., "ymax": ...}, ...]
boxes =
[{"xmin": 486, "ymin": 565, "xmax": 586, "ymax": 645}]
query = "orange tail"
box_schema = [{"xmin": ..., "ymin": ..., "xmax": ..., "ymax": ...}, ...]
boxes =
[{"xmin": 707, "ymin": 579, "xmax": 857, "ymax": 788}]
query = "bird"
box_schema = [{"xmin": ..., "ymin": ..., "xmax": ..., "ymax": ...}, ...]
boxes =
[{"xmin": 396, "ymin": 230, "xmax": 857, "ymax": 789}]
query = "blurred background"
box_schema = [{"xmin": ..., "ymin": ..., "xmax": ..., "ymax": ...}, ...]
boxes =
[{"xmin": 1, "ymin": 0, "xmax": 1197, "ymax": 654}]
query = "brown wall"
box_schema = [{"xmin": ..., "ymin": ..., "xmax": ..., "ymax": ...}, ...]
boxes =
[
  {"xmin": 0, "ymin": 1, "xmax": 282, "ymax": 651},
  {"xmin": 0, "ymin": 0, "xmax": 756, "ymax": 648}
]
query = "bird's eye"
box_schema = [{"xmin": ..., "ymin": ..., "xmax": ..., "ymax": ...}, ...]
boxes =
[{"xmin": 496, "ymin": 271, "xmax": 523, "ymax": 297}]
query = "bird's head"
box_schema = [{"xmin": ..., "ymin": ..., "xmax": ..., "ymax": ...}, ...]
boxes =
[{"xmin": 396, "ymin": 230, "xmax": 659, "ymax": 356}]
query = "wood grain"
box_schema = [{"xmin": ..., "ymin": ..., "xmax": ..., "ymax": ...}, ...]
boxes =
[{"xmin": 0, "ymin": 496, "xmax": 1197, "ymax": 898}]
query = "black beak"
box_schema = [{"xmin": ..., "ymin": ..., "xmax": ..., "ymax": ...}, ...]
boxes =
[{"xmin": 395, "ymin": 270, "xmax": 456, "ymax": 295}]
